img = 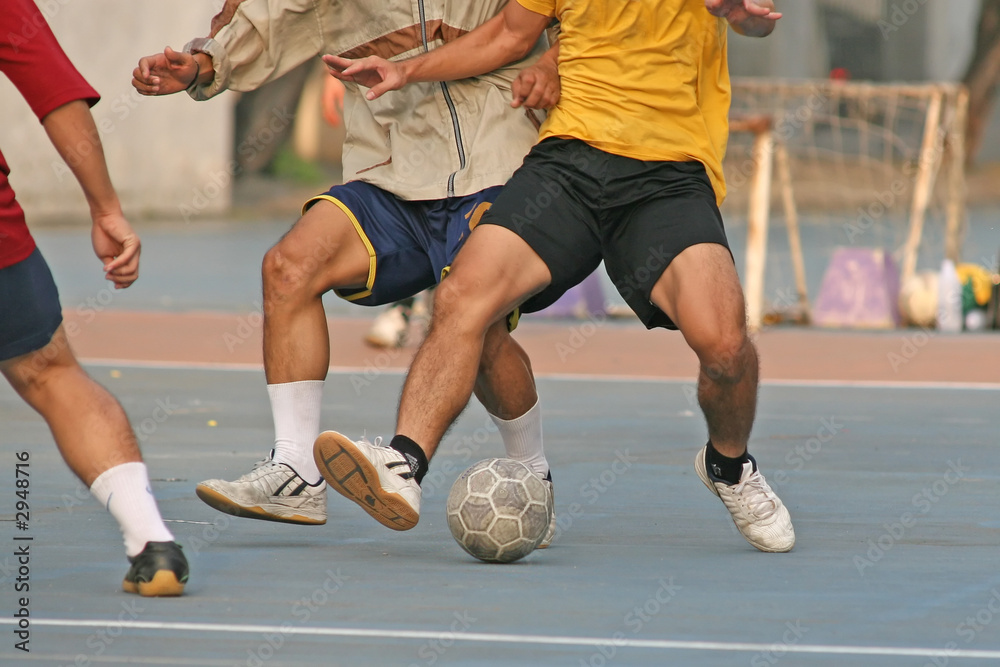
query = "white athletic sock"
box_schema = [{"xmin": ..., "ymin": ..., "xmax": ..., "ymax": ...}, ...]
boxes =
[
  {"xmin": 490, "ymin": 399, "xmax": 549, "ymax": 477},
  {"xmin": 89, "ymin": 462, "xmax": 175, "ymax": 558},
  {"xmin": 267, "ymin": 380, "xmax": 324, "ymax": 484}
]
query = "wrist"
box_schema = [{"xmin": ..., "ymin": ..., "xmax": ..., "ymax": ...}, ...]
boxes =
[{"xmin": 399, "ymin": 58, "xmax": 418, "ymax": 86}]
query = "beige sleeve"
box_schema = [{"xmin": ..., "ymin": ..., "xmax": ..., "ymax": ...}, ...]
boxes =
[{"xmin": 186, "ymin": 0, "xmax": 332, "ymax": 100}]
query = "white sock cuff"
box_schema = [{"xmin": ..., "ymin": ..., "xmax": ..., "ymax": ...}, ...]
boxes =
[
  {"xmin": 266, "ymin": 380, "xmax": 326, "ymax": 403},
  {"xmin": 89, "ymin": 461, "xmax": 147, "ymax": 502},
  {"xmin": 490, "ymin": 399, "xmax": 548, "ymax": 477},
  {"xmin": 90, "ymin": 461, "xmax": 174, "ymax": 557},
  {"xmin": 267, "ymin": 380, "xmax": 325, "ymax": 484},
  {"xmin": 490, "ymin": 398, "xmax": 540, "ymax": 429}
]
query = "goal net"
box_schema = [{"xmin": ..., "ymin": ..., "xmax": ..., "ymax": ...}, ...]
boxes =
[{"xmin": 723, "ymin": 79, "xmax": 969, "ymax": 329}]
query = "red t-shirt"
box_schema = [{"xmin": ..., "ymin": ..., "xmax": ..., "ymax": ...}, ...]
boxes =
[{"xmin": 1, "ymin": 0, "xmax": 100, "ymax": 269}]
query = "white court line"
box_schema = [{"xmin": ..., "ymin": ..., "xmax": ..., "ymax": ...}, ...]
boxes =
[
  {"xmin": 4, "ymin": 618, "xmax": 1000, "ymax": 660},
  {"xmin": 79, "ymin": 358, "xmax": 1000, "ymax": 391}
]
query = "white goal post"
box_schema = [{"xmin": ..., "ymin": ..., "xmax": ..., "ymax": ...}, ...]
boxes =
[{"xmin": 726, "ymin": 79, "xmax": 969, "ymax": 330}]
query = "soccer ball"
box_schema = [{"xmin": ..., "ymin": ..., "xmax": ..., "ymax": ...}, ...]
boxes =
[
  {"xmin": 446, "ymin": 458, "xmax": 552, "ymax": 563},
  {"xmin": 899, "ymin": 271, "xmax": 939, "ymax": 327}
]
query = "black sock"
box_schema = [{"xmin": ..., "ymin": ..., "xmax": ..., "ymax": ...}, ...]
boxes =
[
  {"xmin": 705, "ymin": 441, "xmax": 755, "ymax": 485},
  {"xmin": 389, "ymin": 435, "xmax": 429, "ymax": 485}
]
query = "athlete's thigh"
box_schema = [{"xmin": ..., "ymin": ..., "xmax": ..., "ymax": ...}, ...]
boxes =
[
  {"xmin": 650, "ymin": 242, "xmax": 746, "ymax": 342},
  {"xmin": 602, "ymin": 161, "xmax": 731, "ymax": 330},
  {"xmin": 294, "ymin": 181, "xmax": 437, "ymax": 305},
  {"xmin": 477, "ymin": 138, "xmax": 604, "ymax": 314},
  {"xmin": 437, "ymin": 223, "xmax": 553, "ymax": 328}
]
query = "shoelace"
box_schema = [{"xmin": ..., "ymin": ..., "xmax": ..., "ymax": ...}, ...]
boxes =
[
  {"xmin": 251, "ymin": 451, "xmax": 276, "ymax": 471},
  {"xmin": 731, "ymin": 470, "xmax": 778, "ymax": 519}
]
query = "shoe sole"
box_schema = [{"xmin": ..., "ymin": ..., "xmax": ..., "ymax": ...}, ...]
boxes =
[
  {"xmin": 122, "ymin": 570, "xmax": 185, "ymax": 597},
  {"xmin": 195, "ymin": 485, "xmax": 326, "ymax": 525},
  {"xmin": 694, "ymin": 449, "xmax": 793, "ymax": 554},
  {"xmin": 314, "ymin": 432, "xmax": 418, "ymax": 531},
  {"xmin": 363, "ymin": 334, "xmax": 404, "ymax": 349}
]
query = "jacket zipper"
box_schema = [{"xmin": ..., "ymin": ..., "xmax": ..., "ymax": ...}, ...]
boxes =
[{"xmin": 417, "ymin": 0, "xmax": 466, "ymax": 196}]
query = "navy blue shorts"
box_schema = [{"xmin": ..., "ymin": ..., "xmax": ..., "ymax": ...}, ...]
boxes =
[
  {"xmin": 303, "ymin": 181, "xmax": 503, "ymax": 307},
  {"xmin": 0, "ymin": 247, "xmax": 63, "ymax": 362}
]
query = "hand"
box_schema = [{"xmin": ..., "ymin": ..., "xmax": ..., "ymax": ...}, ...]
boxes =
[
  {"xmin": 704, "ymin": 0, "xmax": 780, "ymax": 22},
  {"xmin": 132, "ymin": 47, "xmax": 198, "ymax": 96},
  {"xmin": 91, "ymin": 212, "xmax": 141, "ymax": 289},
  {"xmin": 322, "ymin": 54, "xmax": 406, "ymax": 101},
  {"xmin": 511, "ymin": 55, "xmax": 559, "ymax": 109}
]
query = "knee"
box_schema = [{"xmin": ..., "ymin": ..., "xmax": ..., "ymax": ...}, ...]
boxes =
[
  {"xmin": 694, "ymin": 330, "xmax": 756, "ymax": 385},
  {"xmin": 5, "ymin": 344, "xmax": 77, "ymax": 401},
  {"xmin": 429, "ymin": 274, "xmax": 494, "ymax": 333},
  {"xmin": 262, "ymin": 241, "xmax": 316, "ymax": 301}
]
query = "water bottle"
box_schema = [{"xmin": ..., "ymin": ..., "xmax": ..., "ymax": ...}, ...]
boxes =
[{"xmin": 937, "ymin": 259, "xmax": 962, "ymax": 333}]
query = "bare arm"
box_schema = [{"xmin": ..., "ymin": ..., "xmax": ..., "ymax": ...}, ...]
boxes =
[
  {"xmin": 324, "ymin": 2, "xmax": 551, "ymax": 101},
  {"xmin": 41, "ymin": 101, "xmax": 140, "ymax": 288}
]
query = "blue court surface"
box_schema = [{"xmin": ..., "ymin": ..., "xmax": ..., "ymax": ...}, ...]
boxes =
[
  {"xmin": 2, "ymin": 209, "xmax": 998, "ymax": 665},
  {"xmin": 2, "ymin": 364, "xmax": 998, "ymax": 666}
]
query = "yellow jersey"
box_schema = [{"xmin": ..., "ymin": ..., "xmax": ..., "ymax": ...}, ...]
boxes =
[{"xmin": 516, "ymin": 0, "xmax": 731, "ymax": 203}]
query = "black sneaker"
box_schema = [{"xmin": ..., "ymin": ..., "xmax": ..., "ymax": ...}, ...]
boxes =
[{"xmin": 122, "ymin": 541, "xmax": 189, "ymax": 597}]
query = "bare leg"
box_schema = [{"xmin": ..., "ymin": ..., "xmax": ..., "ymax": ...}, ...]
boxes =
[
  {"xmin": 649, "ymin": 243, "xmax": 758, "ymax": 458},
  {"xmin": 262, "ymin": 200, "xmax": 372, "ymax": 384},
  {"xmin": 473, "ymin": 320, "xmax": 537, "ymax": 420},
  {"xmin": 2, "ymin": 326, "xmax": 140, "ymax": 486},
  {"xmin": 2, "ymin": 326, "xmax": 182, "ymax": 569},
  {"xmin": 396, "ymin": 225, "xmax": 551, "ymax": 459}
]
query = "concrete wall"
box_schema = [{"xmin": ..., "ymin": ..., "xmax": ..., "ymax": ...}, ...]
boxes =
[{"xmin": 0, "ymin": 1, "xmax": 233, "ymax": 222}]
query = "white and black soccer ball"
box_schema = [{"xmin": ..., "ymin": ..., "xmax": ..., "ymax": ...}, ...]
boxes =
[{"xmin": 446, "ymin": 458, "xmax": 551, "ymax": 563}]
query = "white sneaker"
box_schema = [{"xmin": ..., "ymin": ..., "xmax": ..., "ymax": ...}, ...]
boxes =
[
  {"xmin": 313, "ymin": 431, "xmax": 421, "ymax": 530},
  {"xmin": 537, "ymin": 473, "xmax": 556, "ymax": 549},
  {"xmin": 364, "ymin": 303, "xmax": 410, "ymax": 348},
  {"xmin": 196, "ymin": 457, "xmax": 326, "ymax": 525},
  {"xmin": 695, "ymin": 446, "xmax": 795, "ymax": 553}
]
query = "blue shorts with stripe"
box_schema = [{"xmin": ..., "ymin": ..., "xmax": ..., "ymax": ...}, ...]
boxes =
[
  {"xmin": 304, "ymin": 181, "xmax": 503, "ymax": 307},
  {"xmin": 0, "ymin": 247, "xmax": 63, "ymax": 362}
]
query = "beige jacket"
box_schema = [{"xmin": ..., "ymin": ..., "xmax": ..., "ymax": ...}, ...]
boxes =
[{"xmin": 186, "ymin": 0, "xmax": 548, "ymax": 200}]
